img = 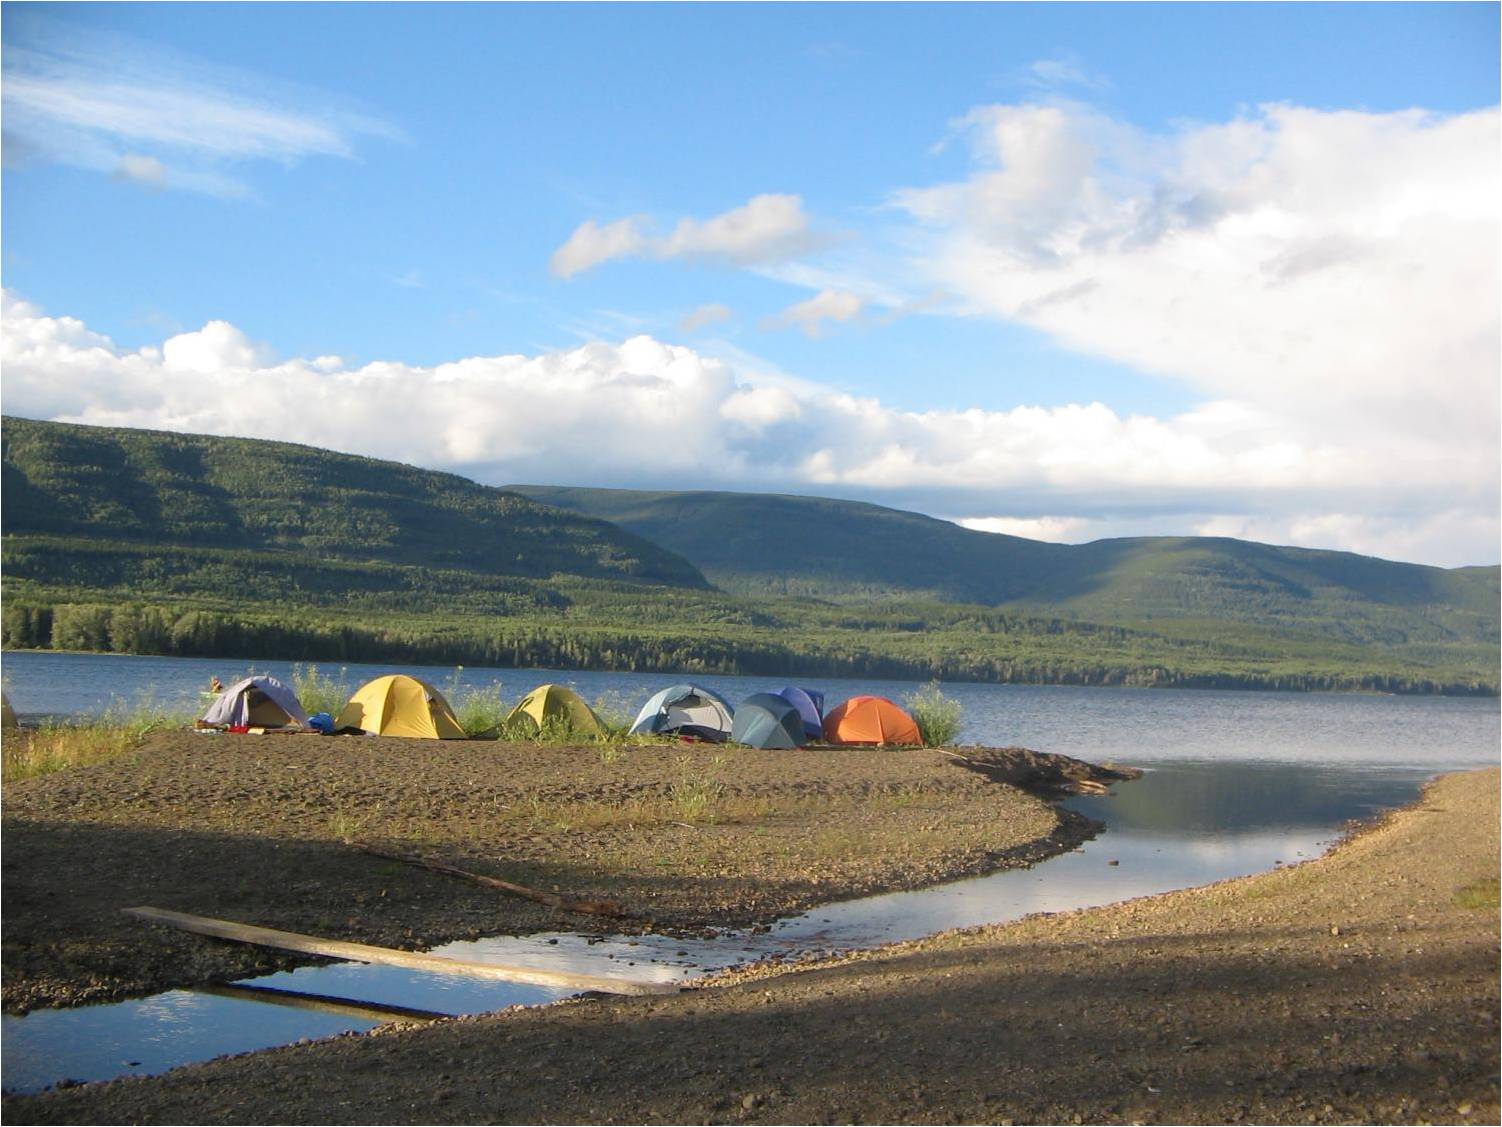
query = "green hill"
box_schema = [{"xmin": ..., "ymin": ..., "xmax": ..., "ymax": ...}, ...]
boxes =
[
  {"xmin": 508, "ymin": 486, "xmax": 1499, "ymax": 648},
  {"xmin": 2, "ymin": 418, "xmax": 1494, "ymax": 694},
  {"xmin": 2, "ymin": 417, "xmax": 708, "ymax": 589}
]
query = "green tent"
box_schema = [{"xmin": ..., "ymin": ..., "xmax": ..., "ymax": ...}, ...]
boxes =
[{"xmin": 506, "ymin": 683, "xmax": 605, "ymax": 738}]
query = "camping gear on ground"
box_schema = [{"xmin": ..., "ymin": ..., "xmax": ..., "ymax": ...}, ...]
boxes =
[
  {"xmin": 731, "ymin": 693, "xmax": 807, "ymax": 749},
  {"xmin": 335, "ymin": 674, "xmax": 465, "ymax": 739},
  {"xmin": 822, "ymin": 695, "xmax": 922, "ymax": 746},
  {"xmin": 308, "ymin": 712, "xmax": 335, "ymax": 734},
  {"xmin": 776, "ymin": 686, "xmax": 825, "ymax": 740},
  {"xmin": 1, "ymin": 692, "xmax": 18, "ymax": 729},
  {"xmin": 506, "ymin": 683, "xmax": 605, "ymax": 738},
  {"xmin": 628, "ymin": 684, "xmax": 735, "ymax": 742},
  {"xmin": 200, "ymin": 675, "xmax": 309, "ymax": 729}
]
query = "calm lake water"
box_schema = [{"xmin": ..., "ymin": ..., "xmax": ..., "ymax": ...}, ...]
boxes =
[{"xmin": 2, "ymin": 651, "xmax": 1497, "ymax": 1095}]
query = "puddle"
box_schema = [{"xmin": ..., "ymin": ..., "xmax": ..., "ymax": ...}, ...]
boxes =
[{"xmin": 0, "ymin": 762, "xmax": 1446, "ymax": 1095}]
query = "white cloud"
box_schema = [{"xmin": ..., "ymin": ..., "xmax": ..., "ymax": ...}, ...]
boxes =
[
  {"xmin": 3, "ymin": 291, "xmax": 1495, "ymax": 566},
  {"xmin": 1, "ymin": 28, "xmax": 397, "ymax": 197},
  {"xmin": 957, "ymin": 516, "xmax": 1095, "ymax": 542},
  {"xmin": 549, "ymin": 218, "xmax": 650, "ymax": 279},
  {"xmin": 765, "ymin": 289, "xmax": 866, "ymax": 338},
  {"xmin": 112, "ymin": 153, "xmax": 166, "ymax": 190},
  {"xmin": 895, "ymin": 102, "xmax": 1501, "ymax": 453},
  {"xmin": 680, "ymin": 303, "xmax": 734, "ymax": 332},
  {"xmin": 550, "ymin": 194, "xmax": 825, "ymax": 277}
]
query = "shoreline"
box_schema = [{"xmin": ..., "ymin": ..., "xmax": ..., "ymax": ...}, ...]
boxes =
[
  {"xmin": 2, "ymin": 733, "xmax": 1124, "ymax": 1013},
  {"xmin": 8, "ymin": 765, "xmax": 1495, "ymax": 1124}
]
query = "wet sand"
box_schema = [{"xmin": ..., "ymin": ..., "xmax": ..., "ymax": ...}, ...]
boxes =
[
  {"xmin": 8, "ymin": 767, "xmax": 1496, "ymax": 1125},
  {"xmin": 2, "ymin": 732, "xmax": 1109, "ymax": 1011}
]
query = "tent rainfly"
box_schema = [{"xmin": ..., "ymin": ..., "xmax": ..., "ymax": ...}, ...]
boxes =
[
  {"xmin": 628, "ymin": 684, "xmax": 735, "ymax": 742},
  {"xmin": 506, "ymin": 684, "xmax": 606, "ymax": 738},
  {"xmin": 201, "ymin": 675, "xmax": 309, "ymax": 729},
  {"xmin": 776, "ymin": 686, "xmax": 826, "ymax": 740},
  {"xmin": 822, "ymin": 695, "xmax": 922, "ymax": 746},
  {"xmin": 336, "ymin": 674, "xmax": 465, "ymax": 739},
  {"xmin": 731, "ymin": 693, "xmax": 806, "ymax": 749}
]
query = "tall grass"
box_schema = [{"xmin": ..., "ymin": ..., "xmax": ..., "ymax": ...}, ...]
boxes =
[
  {"xmin": 2, "ymin": 698, "xmax": 193, "ymax": 782},
  {"xmin": 289, "ymin": 663, "xmax": 351, "ymax": 716},
  {"xmin": 452, "ymin": 680, "xmax": 511, "ymax": 737},
  {"xmin": 904, "ymin": 681, "xmax": 963, "ymax": 746}
]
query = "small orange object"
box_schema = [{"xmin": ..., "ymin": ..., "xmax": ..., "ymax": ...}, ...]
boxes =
[{"xmin": 822, "ymin": 695, "xmax": 921, "ymax": 746}]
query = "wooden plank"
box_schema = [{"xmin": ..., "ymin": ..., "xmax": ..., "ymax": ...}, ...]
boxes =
[
  {"xmin": 124, "ymin": 907, "xmax": 679, "ymax": 996},
  {"xmin": 198, "ymin": 982, "xmax": 450, "ymax": 1024}
]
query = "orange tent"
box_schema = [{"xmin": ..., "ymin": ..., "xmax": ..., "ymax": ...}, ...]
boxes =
[{"xmin": 822, "ymin": 695, "xmax": 921, "ymax": 746}]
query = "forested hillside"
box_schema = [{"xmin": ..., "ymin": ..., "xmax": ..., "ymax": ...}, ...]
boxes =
[
  {"xmin": 2, "ymin": 417, "xmax": 707, "ymax": 587},
  {"xmin": 511, "ymin": 486, "xmax": 1500, "ymax": 648}
]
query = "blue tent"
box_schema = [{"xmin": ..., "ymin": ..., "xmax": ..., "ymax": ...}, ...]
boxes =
[
  {"xmin": 777, "ymin": 686, "xmax": 826, "ymax": 740},
  {"xmin": 628, "ymin": 684, "xmax": 735, "ymax": 742},
  {"xmin": 732, "ymin": 693, "xmax": 806, "ymax": 750}
]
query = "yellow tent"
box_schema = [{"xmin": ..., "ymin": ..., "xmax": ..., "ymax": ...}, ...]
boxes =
[
  {"xmin": 336, "ymin": 675, "xmax": 466, "ymax": 739},
  {"xmin": 505, "ymin": 683, "xmax": 605, "ymax": 738}
]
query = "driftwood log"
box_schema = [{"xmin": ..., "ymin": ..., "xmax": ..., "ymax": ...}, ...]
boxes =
[
  {"xmin": 939, "ymin": 746, "xmax": 1142, "ymax": 796},
  {"xmin": 356, "ymin": 845, "xmax": 635, "ymax": 919}
]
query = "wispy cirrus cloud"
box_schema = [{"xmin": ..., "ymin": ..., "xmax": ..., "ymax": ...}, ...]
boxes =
[
  {"xmin": 550, "ymin": 194, "xmax": 829, "ymax": 277},
  {"xmin": 1, "ymin": 24, "xmax": 399, "ymax": 197}
]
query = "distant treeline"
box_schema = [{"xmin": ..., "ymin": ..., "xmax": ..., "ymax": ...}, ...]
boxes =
[{"xmin": 4, "ymin": 601, "xmax": 1495, "ymax": 697}]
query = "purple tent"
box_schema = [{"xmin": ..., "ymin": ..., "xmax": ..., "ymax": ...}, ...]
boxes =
[
  {"xmin": 201, "ymin": 675, "xmax": 309, "ymax": 728},
  {"xmin": 776, "ymin": 686, "xmax": 825, "ymax": 741}
]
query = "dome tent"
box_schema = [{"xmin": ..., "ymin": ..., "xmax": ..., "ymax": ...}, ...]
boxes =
[
  {"xmin": 731, "ymin": 693, "xmax": 806, "ymax": 749},
  {"xmin": 628, "ymin": 684, "xmax": 734, "ymax": 742},
  {"xmin": 822, "ymin": 695, "xmax": 922, "ymax": 746},
  {"xmin": 336, "ymin": 674, "xmax": 465, "ymax": 739},
  {"xmin": 506, "ymin": 684, "xmax": 605, "ymax": 738},
  {"xmin": 201, "ymin": 675, "xmax": 309, "ymax": 729},
  {"xmin": 776, "ymin": 686, "xmax": 826, "ymax": 740}
]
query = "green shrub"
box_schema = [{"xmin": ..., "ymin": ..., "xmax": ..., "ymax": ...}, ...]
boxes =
[{"xmin": 904, "ymin": 681, "xmax": 963, "ymax": 746}]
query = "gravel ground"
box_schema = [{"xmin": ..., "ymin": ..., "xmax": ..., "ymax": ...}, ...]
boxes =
[
  {"xmin": 2, "ymin": 731, "xmax": 1106, "ymax": 1012},
  {"xmin": 8, "ymin": 767, "xmax": 1495, "ymax": 1125}
]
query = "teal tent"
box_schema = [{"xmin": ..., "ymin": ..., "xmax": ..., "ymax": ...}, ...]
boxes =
[{"xmin": 732, "ymin": 693, "xmax": 806, "ymax": 749}]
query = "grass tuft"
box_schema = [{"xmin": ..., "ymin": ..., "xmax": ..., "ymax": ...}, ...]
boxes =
[
  {"xmin": 1454, "ymin": 876, "xmax": 1500, "ymax": 910},
  {"xmin": 451, "ymin": 680, "xmax": 511, "ymax": 738},
  {"xmin": 904, "ymin": 681, "xmax": 964, "ymax": 746}
]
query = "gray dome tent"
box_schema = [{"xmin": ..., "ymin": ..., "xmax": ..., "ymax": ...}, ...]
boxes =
[
  {"xmin": 628, "ymin": 684, "xmax": 734, "ymax": 742},
  {"xmin": 201, "ymin": 675, "xmax": 309, "ymax": 729},
  {"xmin": 732, "ymin": 693, "xmax": 806, "ymax": 749}
]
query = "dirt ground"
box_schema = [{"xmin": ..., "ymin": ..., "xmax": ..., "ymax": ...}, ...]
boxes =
[
  {"xmin": 1, "ymin": 731, "xmax": 1111, "ymax": 1012},
  {"xmin": 7, "ymin": 767, "xmax": 1496, "ymax": 1126}
]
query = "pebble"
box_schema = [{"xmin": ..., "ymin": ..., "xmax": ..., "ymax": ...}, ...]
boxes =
[{"xmin": 741, "ymin": 1092, "xmax": 763, "ymax": 1110}]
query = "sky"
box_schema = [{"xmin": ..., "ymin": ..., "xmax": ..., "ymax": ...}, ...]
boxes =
[{"xmin": 2, "ymin": 2, "xmax": 1498, "ymax": 568}]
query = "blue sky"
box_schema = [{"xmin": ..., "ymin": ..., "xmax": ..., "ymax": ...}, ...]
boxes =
[{"xmin": 3, "ymin": 3, "xmax": 1499, "ymax": 565}]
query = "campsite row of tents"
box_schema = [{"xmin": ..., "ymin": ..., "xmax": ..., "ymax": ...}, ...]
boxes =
[{"xmin": 201, "ymin": 674, "xmax": 926, "ymax": 747}]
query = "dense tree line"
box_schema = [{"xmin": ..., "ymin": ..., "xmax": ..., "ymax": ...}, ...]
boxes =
[{"xmin": 4, "ymin": 600, "xmax": 1494, "ymax": 696}]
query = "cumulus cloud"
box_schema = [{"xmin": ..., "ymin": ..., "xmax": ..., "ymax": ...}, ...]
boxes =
[
  {"xmin": 680, "ymin": 303, "xmax": 734, "ymax": 332},
  {"xmin": 550, "ymin": 194, "xmax": 825, "ymax": 277},
  {"xmin": 2, "ymin": 26, "xmax": 397, "ymax": 196},
  {"xmin": 895, "ymin": 102, "xmax": 1501, "ymax": 452},
  {"xmin": 764, "ymin": 289, "xmax": 866, "ymax": 338},
  {"xmin": 3, "ymin": 291, "xmax": 1495, "ymax": 566}
]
